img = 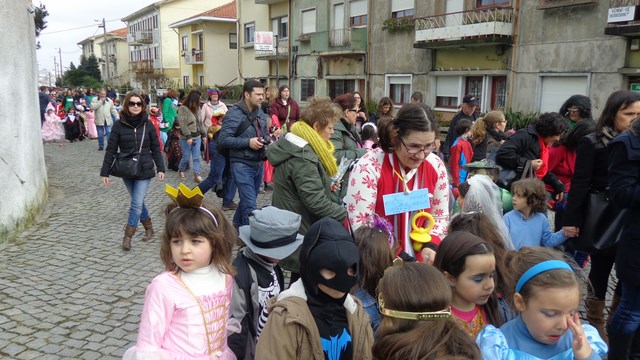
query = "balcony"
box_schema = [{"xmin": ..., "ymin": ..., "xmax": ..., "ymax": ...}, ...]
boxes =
[
  {"xmin": 414, "ymin": 7, "xmax": 514, "ymax": 49},
  {"xmin": 605, "ymin": 1, "xmax": 640, "ymax": 37},
  {"xmin": 128, "ymin": 30, "xmax": 155, "ymax": 45},
  {"xmin": 183, "ymin": 49, "xmax": 204, "ymax": 65},
  {"xmin": 537, "ymin": 0, "xmax": 597, "ymax": 9},
  {"xmin": 255, "ymin": 0, "xmax": 285, "ymax": 4},
  {"xmin": 307, "ymin": 27, "xmax": 367, "ymax": 55},
  {"xmin": 255, "ymin": 38, "xmax": 289, "ymax": 60},
  {"xmin": 130, "ymin": 59, "xmax": 155, "ymax": 73}
]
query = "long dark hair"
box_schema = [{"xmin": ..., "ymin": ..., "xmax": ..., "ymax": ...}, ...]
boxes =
[
  {"xmin": 181, "ymin": 90, "xmax": 202, "ymax": 114},
  {"xmin": 120, "ymin": 91, "xmax": 147, "ymax": 118},
  {"xmin": 596, "ymin": 90, "xmax": 640, "ymax": 137},
  {"xmin": 555, "ymin": 119, "xmax": 595, "ymax": 151}
]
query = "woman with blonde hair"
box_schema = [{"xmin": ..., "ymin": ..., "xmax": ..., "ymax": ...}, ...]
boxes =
[{"xmin": 470, "ymin": 110, "xmax": 508, "ymax": 161}]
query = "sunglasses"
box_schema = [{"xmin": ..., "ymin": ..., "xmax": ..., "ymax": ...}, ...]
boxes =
[
  {"xmin": 128, "ymin": 101, "xmax": 144, "ymax": 107},
  {"xmin": 348, "ymin": 109, "xmax": 358, "ymax": 113}
]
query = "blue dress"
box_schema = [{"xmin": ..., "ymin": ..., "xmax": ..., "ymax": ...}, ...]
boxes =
[
  {"xmin": 352, "ymin": 288, "xmax": 381, "ymax": 334},
  {"xmin": 476, "ymin": 316, "xmax": 607, "ymax": 359}
]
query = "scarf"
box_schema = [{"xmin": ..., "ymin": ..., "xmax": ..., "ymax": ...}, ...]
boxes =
[
  {"xmin": 291, "ymin": 121, "xmax": 338, "ymax": 176},
  {"xmin": 375, "ymin": 152, "xmax": 440, "ymax": 258},
  {"xmin": 537, "ymin": 136, "xmax": 548, "ymax": 179},
  {"xmin": 600, "ymin": 125, "xmax": 619, "ymax": 146}
]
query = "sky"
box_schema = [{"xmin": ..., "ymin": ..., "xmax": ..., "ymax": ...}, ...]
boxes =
[{"xmin": 36, "ymin": 0, "xmax": 157, "ymax": 75}]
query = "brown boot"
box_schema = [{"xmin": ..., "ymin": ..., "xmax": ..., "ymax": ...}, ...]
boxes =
[
  {"xmin": 586, "ymin": 297, "xmax": 608, "ymax": 344},
  {"xmin": 193, "ymin": 172, "xmax": 203, "ymax": 183},
  {"xmin": 606, "ymin": 291, "xmax": 622, "ymax": 333},
  {"xmin": 141, "ymin": 219, "xmax": 154, "ymax": 241},
  {"xmin": 123, "ymin": 225, "xmax": 137, "ymax": 251}
]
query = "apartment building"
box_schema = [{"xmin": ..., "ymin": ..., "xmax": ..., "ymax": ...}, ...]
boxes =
[
  {"xmin": 77, "ymin": 28, "xmax": 131, "ymax": 87},
  {"xmin": 169, "ymin": 1, "xmax": 238, "ymax": 88},
  {"xmin": 121, "ymin": 0, "xmax": 226, "ymax": 91},
  {"xmin": 237, "ymin": 0, "xmax": 270, "ymax": 83}
]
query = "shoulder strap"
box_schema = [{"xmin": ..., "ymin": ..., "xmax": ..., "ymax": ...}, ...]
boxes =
[
  {"xmin": 234, "ymin": 117, "xmax": 253, "ymax": 137},
  {"xmin": 137, "ymin": 122, "xmax": 147, "ymax": 153},
  {"xmin": 233, "ymin": 254, "xmax": 256, "ymax": 337}
]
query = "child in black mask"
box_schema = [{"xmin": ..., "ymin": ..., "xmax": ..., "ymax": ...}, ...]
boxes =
[{"xmin": 256, "ymin": 217, "xmax": 374, "ymax": 359}]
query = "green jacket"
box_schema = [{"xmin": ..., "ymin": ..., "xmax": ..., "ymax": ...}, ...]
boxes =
[
  {"xmin": 161, "ymin": 97, "xmax": 177, "ymax": 132},
  {"xmin": 330, "ymin": 118, "xmax": 367, "ymax": 203}
]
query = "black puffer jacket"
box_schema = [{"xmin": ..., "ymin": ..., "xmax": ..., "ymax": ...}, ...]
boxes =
[
  {"xmin": 100, "ymin": 114, "xmax": 165, "ymax": 179},
  {"xmin": 496, "ymin": 125, "xmax": 564, "ymax": 194}
]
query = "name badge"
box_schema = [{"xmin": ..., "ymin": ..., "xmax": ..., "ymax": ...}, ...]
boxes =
[{"xmin": 382, "ymin": 188, "xmax": 431, "ymax": 216}]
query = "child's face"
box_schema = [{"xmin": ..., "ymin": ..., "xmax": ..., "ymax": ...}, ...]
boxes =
[
  {"xmin": 447, "ymin": 253, "xmax": 496, "ymax": 310},
  {"xmin": 514, "ymin": 286, "xmax": 580, "ymax": 345},
  {"xmin": 170, "ymin": 233, "xmax": 213, "ymax": 272},
  {"xmin": 512, "ymin": 191, "xmax": 530, "ymax": 213}
]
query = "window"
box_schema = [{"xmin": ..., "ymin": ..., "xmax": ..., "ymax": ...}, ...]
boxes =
[
  {"xmin": 301, "ymin": 79, "xmax": 316, "ymax": 101},
  {"xmin": 539, "ymin": 76, "xmax": 588, "ymax": 113},
  {"xmin": 272, "ymin": 16, "xmax": 289, "ymax": 39},
  {"xmin": 244, "ymin": 22, "xmax": 255, "ymax": 44},
  {"xmin": 181, "ymin": 36, "xmax": 188, "ymax": 51},
  {"xmin": 199, "ymin": 76, "xmax": 204, "ymax": 86},
  {"xmin": 350, "ymin": 0, "xmax": 367, "ymax": 27},
  {"xmin": 491, "ymin": 76, "xmax": 507, "ymax": 109},
  {"xmin": 391, "ymin": 0, "xmax": 414, "ymax": 18},
  {"xmin": 229, "ymin": 32, "xmax": 237, "ymax": 49},
  {"xmin": 476, "ymin": 0, "xmax": 511, "ymax": 7},
  {"xmin": 386, "ymin": 75, "xmax": 412, "ymax": 105},
  {"xmin": 329, "ymin": 80, "xmax": 356, "ymax": 100},
  {"xmin": 183, "ymin": 76, "xmax": 190, "ymax": 88},
  {"xmin": 302, "ymin": 8, "xmax": 316, "ymax": 34},
  {"xmin": 435, "ymin": 76, "xmax": 459, "ymax": 108}
]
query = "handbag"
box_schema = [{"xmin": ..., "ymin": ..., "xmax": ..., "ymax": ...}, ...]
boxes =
[
  {"xmin": 497, "ymin": 160, "xmax": 534, "ymax": 190},
  {"xmin": 110, "ymin": 123, "xmax": 146, "ymax": 179},
  {"xmin": 567, "ymin": 188, "xmax": 629, "ymax": 253}
]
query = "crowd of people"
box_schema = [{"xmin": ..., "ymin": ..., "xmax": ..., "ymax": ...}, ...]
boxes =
[{"xmin": 38, "ymin": 80, "xmax": 640, "ymax": 358}]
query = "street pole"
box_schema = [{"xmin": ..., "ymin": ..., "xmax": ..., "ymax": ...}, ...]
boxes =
[
  {"xmin": 101, "ymin": 18, "xmax": 110, "ymax": 84},
  {"xmin": 53, "ymin": 56, "xmax": 58, "ymax": 79},
  {"xmin": 58, "ymin": 48, "xmax": 63, "ymax": 77},
  {"xmin": 274, "ymin": 34, "xmax": 279, "ymax": 87}
]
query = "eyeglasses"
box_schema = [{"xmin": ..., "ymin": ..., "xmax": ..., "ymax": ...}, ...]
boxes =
[
  {"xmin": 348, "ymin": 109, "xmax": 358, "ymax": 113},
  {"xmin": 400, "ymin": 138, "xmax": 434, "ymax": 155},
  {"xmin": 567, "ymin": 108, "xmax": 580, "ymax": 113},
  {"xmin": 128, "ymin": 101, "xmax": 144, "ymax": 107}
]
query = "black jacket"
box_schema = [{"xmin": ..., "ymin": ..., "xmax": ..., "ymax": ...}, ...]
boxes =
[
  {"xmin": 609, "ymin": 124, "xmax": 640, "ymax": 286},
  {"xmin": 443, "ymin": 110, "xmax": 477, "ymax": 156},
  {"xmin": 100, "ymin": 114, "xmax": 165, "ymax": 179},
  {"xmin": 496, "ymin": 125, "xmax": 564, "ymax": 194},
  {"xmin": 562, "ymin": 133, "xmax": 610, "ymax": 227}
]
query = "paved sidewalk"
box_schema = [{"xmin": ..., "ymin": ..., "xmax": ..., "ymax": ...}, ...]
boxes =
[{"xmin": 0, "ymin": 139, "xmax": 271, "ymax": 359}]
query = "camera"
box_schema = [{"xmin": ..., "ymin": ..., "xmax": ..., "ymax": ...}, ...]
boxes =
[{"xmin": 259, "ymin": 137, "xmax": 270, "ymax": 161}]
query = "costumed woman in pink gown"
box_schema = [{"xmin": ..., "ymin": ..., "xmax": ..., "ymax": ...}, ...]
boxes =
[
  {"xmin": 41, "ymin": 103, "xmax": 65, "ymax": 142},
  {"xmin": 123, "ymin": 185, "xmax": 239, "ymax": 360}
]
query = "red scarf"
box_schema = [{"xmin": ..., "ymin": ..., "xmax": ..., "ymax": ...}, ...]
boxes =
[
  {"xmin": 375, "ymin": 153, "xmax": 441, "ymax": 259},
  {"xmin": 537, "ymin": 136, "xmax": 548, "ymax": 179}
]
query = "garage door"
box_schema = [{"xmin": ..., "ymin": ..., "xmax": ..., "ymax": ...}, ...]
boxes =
[{"xmin": 539, "ymin": 76, "xmax": 588, "ymax": 113}]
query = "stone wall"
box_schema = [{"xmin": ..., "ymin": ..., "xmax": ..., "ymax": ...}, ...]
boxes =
[{"xmin": 0, "ymin": 0, "xmax": 48, "ymax": 243}]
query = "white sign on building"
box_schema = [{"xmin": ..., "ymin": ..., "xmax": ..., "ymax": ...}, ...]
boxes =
[
  {"xmin": 254, "ymin": 31, "xmax": 274, "ymax": 51},
  {"xmin": 608, "ymin": 6, "xmax": 636, "ymax": 23}
]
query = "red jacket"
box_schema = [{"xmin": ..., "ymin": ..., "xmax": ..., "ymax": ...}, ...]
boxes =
[
  {"xmin": 269, "ymin": 98, "xmax": 300, "ymax": 129},
  {"xmin": 450, "ymin": 137, "xmax": 474, "ymax": 186},
  {"xmin": 546, "ymin": 144, "xmax": 576, "ymax": 193}
]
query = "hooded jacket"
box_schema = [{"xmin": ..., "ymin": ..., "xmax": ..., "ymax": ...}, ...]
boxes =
[
  {"xmin": 268, "ymin": 132, "xmax": 348, "ymax": 234},
  {"xmin": 255, "ymin": 279, "xmax": 373, "ymax": 360},
  {"xmin": 100, "ymin": 113, "xmax": 165, "ymax": 179},
  {"xmin": 218, "ymin": 100, "xmax": 268, "ymax": 167}
]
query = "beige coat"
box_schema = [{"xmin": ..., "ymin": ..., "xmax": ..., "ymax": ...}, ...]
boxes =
[
  {"xmin": 177, "ymin": 105, "xmax": 206, "ymax": 140},
  {"xmin": 90, "ymin": 97, "xmax": 118, "ymax": 126},
  {"xmin": 255, "ymin": 280, "xmax": 373, "ymax": 360}
]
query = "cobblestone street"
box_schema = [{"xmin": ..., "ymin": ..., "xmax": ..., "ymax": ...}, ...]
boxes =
[
  {"xmin": 0, "ymin": 139, "xmax": 271, "ymax": 359},
  {"xmin": 0, "ymin": 138, "xmax": 618, "ymax": 359}
]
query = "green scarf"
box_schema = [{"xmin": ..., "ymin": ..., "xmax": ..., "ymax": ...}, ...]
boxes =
[{"xmin": 291, "ymin": 121, "xmax": 338, "ymax": 177}]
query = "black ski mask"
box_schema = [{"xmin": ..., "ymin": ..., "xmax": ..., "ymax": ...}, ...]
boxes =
[{"xmin": 300, "ymin": 217, "xmax": 359, "ymax": 300}]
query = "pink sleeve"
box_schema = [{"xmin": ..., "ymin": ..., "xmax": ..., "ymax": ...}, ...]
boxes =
[
  {"xmin": 426, "ymin": 153, "xmax": 450, "ymax": 241},
  {"xmin": 345, "ymin": 150, "xmax": 383, "ymax": 229},
  {"xmin": 135, "ymin": 275, "xmax": 175, "ymax": 353},
  {"xmin": 271, "ymin": 115, "xmax": 280, "ymax": 128}
]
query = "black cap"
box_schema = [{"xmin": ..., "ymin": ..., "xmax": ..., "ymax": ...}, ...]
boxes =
[{"xmin": 463, "ymin": 95, "xmax": 479, "ymax": 106}]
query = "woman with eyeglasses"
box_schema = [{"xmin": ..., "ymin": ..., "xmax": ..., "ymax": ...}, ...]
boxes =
[
  {"xmin": 353, "ymin": 92, "xmax": 367, "ymax": 133},
  {"xmin": 270, "ymin": 85, "xmax": 300, "ymax": 131},
  {"xmin": 469, "ymin": 110, "xmax": 509, "ymax": 162},
  {"xmin": 330, "ymin": 93, "xmax": 367, "ymax": 204},
  {"xmin": 100, "ymin": 91, "xmax": 165, "ymax": 250},
  {"xmin": 559, "ymin": 94, "xmax": 593, "ymax": 129},
  {"xmin": 345, "ymin": 103, "xmax": 450, "ymax": 264}
]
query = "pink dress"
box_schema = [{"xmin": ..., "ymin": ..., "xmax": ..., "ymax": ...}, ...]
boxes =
[
  {"xmin": 41, "ymin": 105, "xmax": 65, "ymax": 142},
  {"xmin": 123, "ymin": 271, "xmax": 236, "ymax": 360},
  {"xmin": 85, "ymin": 110, "xmax": 98, "ymax": 139}
]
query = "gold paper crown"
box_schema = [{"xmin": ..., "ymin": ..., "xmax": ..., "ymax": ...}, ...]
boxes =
[
  {"xmin": 166, "ymin": 183, "xmax": 205, "ymax": 208},
  {"xmin": 378, "ymin": 294, "xmax": 452, "ymax": 321}
]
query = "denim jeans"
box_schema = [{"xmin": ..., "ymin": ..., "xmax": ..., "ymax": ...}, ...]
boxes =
[
  {"xmin": 122, "ymin": 178, "xmax": 152, "ymax": 227},
  {"xmin": 231, "ymin": 161, "xmax": 263, "ymax": 227},
  {"xmin": 160, "ymin": 131, "xmax": 168, "ymax": 146},
  {"xmin": 198, "ymin": 140, "xmax": 237, "ymax": 205},
  {"xmin": 96, "ymin": 125, "xmax": 112, "ymax": 148},
  {"xmin": 179, "ymin": 137, "xmax": 201, "ymax": 174},
  {"xmin": 610, "ymin": 282, "xmax": 640, "ymax": 335}
]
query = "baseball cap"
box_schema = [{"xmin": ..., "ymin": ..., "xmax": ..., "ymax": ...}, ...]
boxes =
[{"xmin": 463, "ymin": 95, "xmax": 479, "ymax": 106}]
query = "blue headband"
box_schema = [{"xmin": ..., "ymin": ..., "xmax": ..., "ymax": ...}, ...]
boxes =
[{"xmin": 515, "ymin": 260, "xmax": 573, "ymax": 293}]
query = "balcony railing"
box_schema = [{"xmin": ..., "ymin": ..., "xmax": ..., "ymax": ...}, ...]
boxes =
[
  {"xmin": 330, "ymin": 28, "xmax": 351, "ymax": 47},
  {"xmin": 538, "ymin": 0, "xmax": 597, "ymax": 9},
  {"xmin": 183, "ymin": 50, "xmax": 204, "ymax": 65},
  {"xmin": 611, "ymin": 0, "xmax": 640, "ymax": 6},
  {"xmin": 414, "ymin": 7, "xmax": 514, "ymax": 47},
  {"xmin": 130, "ymin": 60, "xmax": 155, "ymax": 72},
  {"xmin": 132, "ymin": 30, "xmax": 153, "ymax": 44},
  {"xmin": 605, "ymin": 1, "xmax": 640, "ymax": 36}
]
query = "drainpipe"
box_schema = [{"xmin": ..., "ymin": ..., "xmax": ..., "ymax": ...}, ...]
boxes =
[
  {"xmin": 366, "ymin": 0, "xmax": 373, "ymax": 102},
  {"xmin": 507, "ymin": 0, "xmax": 519, "ymax": 110}
]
